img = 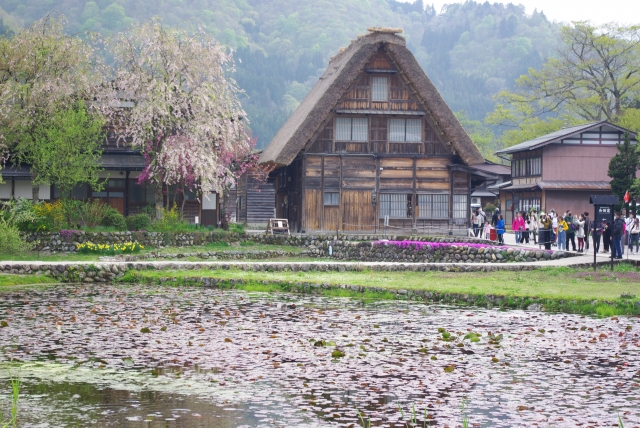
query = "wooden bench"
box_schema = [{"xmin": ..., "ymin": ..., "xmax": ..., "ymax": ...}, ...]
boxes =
[{"xmin": 266, "ymin": 218, "xmax": 290, "ymax": 235}]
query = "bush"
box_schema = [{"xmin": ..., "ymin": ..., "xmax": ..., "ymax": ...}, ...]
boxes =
[
  {"xmin": 126, "ymin": 213, "xmax": 151, "ymax": 231},
  {"xmin": 0, "ymin": 217, "xmax": 34, "ymax": 254},
  {"xmin": 80, "ymin": 199, "xmax": 111, "ymax": 228},
  {"xmin": 153, "ymin": 206, "xmax": 189, "ymax": 232},
  {"xmin": 101, "ymin": 209, "xmax": 127, "ymax": 231}
]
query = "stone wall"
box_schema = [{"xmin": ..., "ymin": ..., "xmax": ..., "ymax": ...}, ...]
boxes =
[
  {"xmin": 312, "ymin": 240, "xmax": 574, "ymax": 263},
  {"xmin": 22, "ymin": 231, "xmax": 497, "ymax": 252}
]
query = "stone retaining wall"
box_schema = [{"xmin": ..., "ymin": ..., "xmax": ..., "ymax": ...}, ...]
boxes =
[
  {"xmin": 22, "ymin": 231, "xmax": 497, "ymax": 252},
  {"xmin": 312, "ymin": 240, "xmax": 574, "ymax": 263},
  {"xmin": 124, "ymin": 250, "xmax": 305, "ymax": 261}
]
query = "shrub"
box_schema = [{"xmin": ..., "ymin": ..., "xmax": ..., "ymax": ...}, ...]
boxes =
[
  {"xmin": 0, "ymin": 217, "xmax": 34, "ymax": 254},
  {"xmin": 61, "ymin": 199, "xmax": 84, "ymax": 228},
  {"xmin": 101, "ymin": 209, "xmax": 127, "ymax": 231},
  {"xmin": 80, "ymin": 199, "xmax": 111, "ymax": 228},
  {"xmin": 126, "ymin": 213, "xmax": 151, "ymax": 231},
  {"xmin": 153, "ymin": 205, "xmax": 188, "ymax": 232}
]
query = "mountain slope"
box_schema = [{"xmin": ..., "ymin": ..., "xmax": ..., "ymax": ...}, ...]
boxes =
[{"xmin": 0, "ymin": 0, "xmax": 561, "ymax": 148}]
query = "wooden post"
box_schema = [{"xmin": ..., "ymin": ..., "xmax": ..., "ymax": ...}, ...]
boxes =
[{"xmin": 301, "ymin": 154, "xmax": 307, "ymax": 233}]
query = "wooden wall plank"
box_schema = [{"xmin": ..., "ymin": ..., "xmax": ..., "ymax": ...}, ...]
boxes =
[{"xmin": 341, "ymin": 190, "xmax": 376, "ymax": 231}]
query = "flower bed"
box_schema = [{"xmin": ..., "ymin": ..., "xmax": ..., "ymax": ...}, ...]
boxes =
[
  {"xmin": 319, "ymin": 240, "xmax": 571, "ymax": 263},
  {"xmin": 76, "ymin": 242, "xmax": 144, "ymax": 255}
]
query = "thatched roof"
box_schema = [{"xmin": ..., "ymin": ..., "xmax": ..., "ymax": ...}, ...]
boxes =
[{"xmin": 259, "ymin": 31, "xmax": 485, "ymax": 167}]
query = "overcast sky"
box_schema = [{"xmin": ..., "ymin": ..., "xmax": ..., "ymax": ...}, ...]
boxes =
[{"xmin": 402, "ymin": 0, "xmax": 637, "ymax": 25}]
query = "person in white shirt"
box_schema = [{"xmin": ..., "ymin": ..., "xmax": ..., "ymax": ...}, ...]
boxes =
[
  {"xmin": 625, "ymin": 212, "xmax": 635, "ymax": 252},
  {"xmin": 529, "ymin": 209, "xmax": 538, "ymax": 244}
]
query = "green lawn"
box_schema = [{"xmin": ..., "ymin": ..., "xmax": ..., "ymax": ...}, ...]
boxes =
[
  {"xmin": 0, "ymin": 274, "xmax": 59, "ymax": 289},
  {"xmin": 126, "ymin": 264, "xmax": 640, "ymax": 302}
]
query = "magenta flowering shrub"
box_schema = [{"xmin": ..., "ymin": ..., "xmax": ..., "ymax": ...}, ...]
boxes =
[{"xmin": 60, "ymin": 229, "xmax": 80, "ymax": 243}]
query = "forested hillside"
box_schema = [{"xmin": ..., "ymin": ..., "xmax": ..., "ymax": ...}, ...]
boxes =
[{"xmin": 0, "ymin": 0, "xmax": 561, "ymax": 148}]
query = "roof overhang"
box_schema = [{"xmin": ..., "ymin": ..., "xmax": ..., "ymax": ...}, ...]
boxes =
[{"xmin": 449, "ymin": 164, "xmax": 500, "ymax": 180}]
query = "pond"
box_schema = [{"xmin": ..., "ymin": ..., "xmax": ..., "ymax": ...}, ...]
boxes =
[{"xmin": 0, "ymin": 284, "xmax": 639, "ymax": 427}]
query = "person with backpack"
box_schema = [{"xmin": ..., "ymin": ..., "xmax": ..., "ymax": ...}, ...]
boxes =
[
  {"xmin": 564, "ymin": 210, "xmax": 577, "ymax": 251},
  {"xmin": 612, "ymin": 212, "xmax": 625, "ymax": 259},
  {"xmin": 629, "ymin": 217, "xmax": 640, "ymax": 255},
  {"xmin": 477, "ymin": 209, "xmax": 486, "ymax": 239}
]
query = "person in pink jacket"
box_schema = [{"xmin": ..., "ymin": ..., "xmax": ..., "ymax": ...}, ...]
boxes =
[{"xmin": 512, "ymin": 211, "xmax": 525, "ymax": 244}]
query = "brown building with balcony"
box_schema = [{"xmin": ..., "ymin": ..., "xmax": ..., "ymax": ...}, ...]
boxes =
[
  {"xmin": 259, "ymin": 29, "xmax": 491, "ymax": 233},
  {"xmin": 495, "ymin": 121, "xmax": 637, "ymax": 224}
]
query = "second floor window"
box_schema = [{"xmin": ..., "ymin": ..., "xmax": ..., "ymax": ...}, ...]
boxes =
[
  {"xmin": 336, "ymin": 117, "xmax": 368, "ymax": 141},
  {"xmin": 371, "ymin": 77, "xmax": 388, "ymax": 101},
  {"xmin": 512, "ymin": 157, "xmax": 541, "ymax": 177},
  {"xmin": 390, "ymin": 119, "xmax": 421, "ymax": 142}
]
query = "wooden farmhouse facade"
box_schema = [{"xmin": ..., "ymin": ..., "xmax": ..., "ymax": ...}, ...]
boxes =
[
  {"xmin": 259, "ymin": 30, "xmax": 490, "ymax": 233},
  {"xmin": 495, "ymin": 121, "xmax": 637, "ymax": 224},
  {"xmin": 0, "ymin": 127, "xmax": 222, "ymax": 226}
]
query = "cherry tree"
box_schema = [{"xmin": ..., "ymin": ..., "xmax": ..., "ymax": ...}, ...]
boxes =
[
  {"xmin": 109, "ymin": 20, "xmax": 255, "ymax": 219},
  {"xmin": 0, "ymin": 16, "xmax": 106, "ymax": 200}
]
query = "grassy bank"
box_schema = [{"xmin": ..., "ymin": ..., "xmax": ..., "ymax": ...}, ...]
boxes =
[
  {"xmin": 119, "ymin": 264, "xmax": 640, "ymax": 316},
  {"xmin": 0, "ymin": 274, "xmax": 59, "ymax": 289}
]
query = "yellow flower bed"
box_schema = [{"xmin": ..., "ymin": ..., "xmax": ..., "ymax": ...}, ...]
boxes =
[{"xmin": 76, "ymin": 241, "xmax": 144, "ymax": 255}]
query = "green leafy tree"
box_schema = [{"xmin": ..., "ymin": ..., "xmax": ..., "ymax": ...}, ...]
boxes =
[
  {"xmin": 27, "ymin": 102, "xmax": 105, "ymax": 198},
  {"xmin": 455, "ymin": 111, "xmax": 500, "ymax": 161},
  {"xmin": 487, "ymin": 22, "xmax": 640, "ymax": 149},
  {"xmin": 0, "ymin": 16, "xmax": 107, "ymax": 201},
  {"xmin": 608, "ymin": 133, "xmax": 640, "ymax": 213}
]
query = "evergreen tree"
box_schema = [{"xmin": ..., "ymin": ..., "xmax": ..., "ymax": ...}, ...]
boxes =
[{"xmin": 608, "ymin": 133, "xmax": 640, "ymax": 213}]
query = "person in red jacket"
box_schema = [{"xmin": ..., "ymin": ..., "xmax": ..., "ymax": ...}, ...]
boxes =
[{"xmin": 512, "ymin": 211, "xmax": 525, "ymax": 244}]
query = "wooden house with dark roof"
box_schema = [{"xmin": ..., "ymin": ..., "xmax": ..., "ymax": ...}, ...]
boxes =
[
  {"xmin": 495, "ymin": 121, "xmax": 637, "ymax": 224},
  {"xmin": 259, "ymin": 29, "xmax": 489, "ymax": 233}
]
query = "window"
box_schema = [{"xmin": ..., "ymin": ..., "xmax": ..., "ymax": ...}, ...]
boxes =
[
  {"xmin": 324, "ymin": 192, "xmax": 339, "ymax": 206},
  {"xmin": 518, "ymin": 198, "xmax": 541, "ymax": 212},
  {"xmin": 380, "ymin": 194, "xmax": 412, "ymax": 218},
  {"xmin": 336, "ymin": 117, "xmax": 368, "ymax": 141},
  {"xmin": 453, "ymin": 194, "xmax": 468, "ymax": 219},
  {"xmin": 418, "ymin": 194, "xmax": 449, "ymax": 219},
  {"xmin": 512, "ymin": 157, "xmax": 541, "ymax": 177},
  {"xmin": 371, "ymin": 77, "xmax": 388, "ymax": 101},
  {"xmin": 389, "ymin": 119, "xmax": 421, "ymax": 142}
]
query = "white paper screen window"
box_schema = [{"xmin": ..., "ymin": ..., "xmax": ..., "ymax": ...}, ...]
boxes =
[
  {"xmin": 335, "ymin": 117, "xmax": 351, "ymax": 141},
  {"xmin": 405, "ymin": 119, "xmax": 421, "ymax": 142},
  {"xmin": 389, "ymin": 119, "xmax": 405, "ymax": 142},
  {"xmin": 371, "ymin": 77, "xmax": 388, "ymax": 101},
  {"xmin": 351, "ymin": 118, "xmax": 368, "ymax": 141},
  {"xmin": 453, "ymin": 194, "xmax": 468, "ymax": 219},
  {"xmin": 379, "ymin": 193, "xmax": 408, "ymax": 218},
  {"xmin": 418, "ymin": 194, "xmax": 449, "ymax": 219}
]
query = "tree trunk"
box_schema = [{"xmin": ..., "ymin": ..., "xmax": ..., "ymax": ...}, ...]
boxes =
[
  {"xmin": 154, "ymin": 183, "xmax": 164, "ymax": 220},
  {"xmin": 32, "ymin": 183, "xmax": 40, "ymax": 203}
]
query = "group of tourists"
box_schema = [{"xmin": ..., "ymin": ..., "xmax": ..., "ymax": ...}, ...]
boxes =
[{"xmin": 474, "ymin": 206, "xmax": 640, "ymax": 255}]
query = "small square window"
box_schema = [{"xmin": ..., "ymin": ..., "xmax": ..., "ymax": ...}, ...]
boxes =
[{"xmin": 324, "ymin": 192, "xmax": 339, "ymax": 206}]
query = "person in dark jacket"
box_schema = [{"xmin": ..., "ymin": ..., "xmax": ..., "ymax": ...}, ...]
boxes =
[
  {"xmin": 492, "ymin": 208, "xmax": 500, "ymax": 227},
  {"xmin": 583, "ymin": 212, "xmax": 591, "ymax": 252},
  {"xmin": 603, "ymin": 221, "xmax": 611, "ymax": 253},
  {"xmin": 612, "ymin": 212, "xmax": 625, "ymax": 259},
  {"xmin": 592, "ymin": 219, "xmax": 604, "ymax": 254},
  {"xmin": 564, "ymin": 210, "xmax": 577, "ymax": 251}
]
